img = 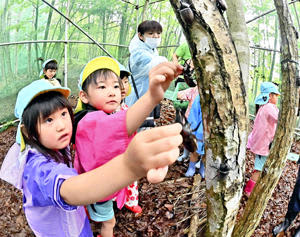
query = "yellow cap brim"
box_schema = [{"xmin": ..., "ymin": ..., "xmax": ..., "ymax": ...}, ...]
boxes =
[{"xmin": 126, "ymin": 84, "xmax": 132, "ymax": 97}]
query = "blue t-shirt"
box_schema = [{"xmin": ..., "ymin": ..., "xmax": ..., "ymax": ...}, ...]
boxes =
[{"xmin": 187, "ymin": 95, "xmax": 204, "ymax": 155}]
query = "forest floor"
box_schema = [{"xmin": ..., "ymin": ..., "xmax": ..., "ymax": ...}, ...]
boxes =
[{"xmin": 0, "ymin": 99, "xmax": 299, "ymax": 237}]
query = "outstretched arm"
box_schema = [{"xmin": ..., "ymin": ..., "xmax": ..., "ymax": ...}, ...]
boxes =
[
  {"xmin": 126, "ymin": 62, "xmax": 183, "ymax": 136},
  {"xmin": 60, "ymin": 123, "xmax": 182, "ymax": 206}
]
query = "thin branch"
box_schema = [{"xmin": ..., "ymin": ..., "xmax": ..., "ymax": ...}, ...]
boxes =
[
  {"xmin": 250, "ymin": 45, "xmax": 280, "ymax": 53},
  {"xmin": 246, "ymin": 0, "xmax": 299, "ymax": 24},
  {"xmin": 118, "ymin": 0, "xmax": 138, "ymax": 8},
  {"xmin": 138, "ymin": 0, "xmax": 166, "ymax": 9}
]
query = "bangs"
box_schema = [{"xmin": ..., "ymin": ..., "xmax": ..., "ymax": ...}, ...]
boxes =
[
  {"xmin": 23, "ymin": 91, "xmax": 72, "ymax": 128},
  {"xmin": 38, "ymin": 94, "xmax": 69, "ymax": 120},
  {"xmin": 82, "ymin": 69, "xmax": 120, "ymax": 92}
]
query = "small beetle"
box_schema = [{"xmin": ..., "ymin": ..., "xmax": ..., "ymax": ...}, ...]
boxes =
[
  {"xmin": 175, "ymin": 109, "xmax": 199, "ymax": 153},
  {"xmin": 178, "ymin": 1, "xmax": 194, "ymax": 25},
  {"xmin": 211, "ymin": 160, "xmax": 231, "ymax": 180}
]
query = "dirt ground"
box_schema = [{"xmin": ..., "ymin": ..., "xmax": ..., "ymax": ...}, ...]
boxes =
[{"xmin": 0, "ymin": 99, "xmax": 299, "ymax": 237}]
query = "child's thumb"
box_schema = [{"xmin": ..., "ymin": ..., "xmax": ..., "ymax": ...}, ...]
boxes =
[{"xmin": 147, "ymin": 166, "xmax": 169, "ymax": 183}]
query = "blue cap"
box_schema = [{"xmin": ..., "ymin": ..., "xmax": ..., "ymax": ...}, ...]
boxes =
[
  {"xmin": 254, "ymin": 82, "xmax": 280, "ymax": 105},
  {"xmin": 39, "ymin": 59, "xmax": 58, "ymax": 78},
  {"xmin": 15, "ymin": 79, "xmax": 70, "ymax": 151}
]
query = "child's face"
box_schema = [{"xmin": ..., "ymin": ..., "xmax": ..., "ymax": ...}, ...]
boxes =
[
  {"xmin": 37, "ymin": 107, "xmax": 72, "ymax": 150},
  {"xmin": 121, "ymin": 76, "xmax": 130, "ymax": 99},
  {"xmin": 83, "ymin": 74, "xmax": 122, "ymax": 113},
  {"xmin": 269, "ymin": 93, "xmax": 279, "ymax": 105},
  {"xmin": 44, "ymin": 69, "xmax": 57, "ymax": 79}
]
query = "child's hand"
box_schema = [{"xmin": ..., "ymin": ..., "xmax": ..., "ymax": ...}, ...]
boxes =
[
  {"xmin": 148, "ymin": 62, "xmax": 183, "ymax": 104},
  {"xmin": 124, "ymin": 123, "xmax": 183, "ymax": 182}
]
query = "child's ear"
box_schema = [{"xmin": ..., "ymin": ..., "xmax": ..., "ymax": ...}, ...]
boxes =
[
  {"xmin": 79, "ymin": 90, "xmax": 89, "ymax": 104},
  {"xmin": 138, "ymin": 32, "xmax": 144, "ymax": 41}
]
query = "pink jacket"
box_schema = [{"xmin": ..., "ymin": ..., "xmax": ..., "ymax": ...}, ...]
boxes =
[
  {"xmin": 247, "ymin": 103, "xmax": 279, "ymax": 156},
  {"xmin": 74, "ymin": 110, "xmax": 134, "ymax": 209}
]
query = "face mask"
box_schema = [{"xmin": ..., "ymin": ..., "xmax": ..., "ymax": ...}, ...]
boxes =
[{"xmin": 145, "ymin": 37, "xmax": 161, "ymax": 49}]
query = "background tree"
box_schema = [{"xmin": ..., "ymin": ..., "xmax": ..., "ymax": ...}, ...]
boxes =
[
  {"xmin": 233, "ymin": 0, "xmax": 299, "ymax": 234},
  {"xmin": 169, "ymin": 0, "xmax": 248, "ymax": 236}
]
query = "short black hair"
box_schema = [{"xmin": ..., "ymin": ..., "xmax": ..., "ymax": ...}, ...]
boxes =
[
  {"xmin": 22, "ymin": 91, "xmax": 73, "ymax": 165},
  {"xmin": 82, "ymin": 69, "xmax": 124, "ymax": 93},
  {"xmin": 138, "ymin": 20, "xmax": 162, "ymax": 35},
  {"xmin": 45, "ymin": 60, "xmax": 58, "ymax": 70},
  {"xmin": 120, "ymin": 71, "xmax": 130, "ymax": 79}
]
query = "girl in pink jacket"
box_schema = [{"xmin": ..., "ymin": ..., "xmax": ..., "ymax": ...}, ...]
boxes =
[
  {"xmin": 73, "ymin": 56, "xmax": 182, "ymax": 237},
  {"xmin": 244, "ymin": 82, "xmax": 280, "ymax": 197}
]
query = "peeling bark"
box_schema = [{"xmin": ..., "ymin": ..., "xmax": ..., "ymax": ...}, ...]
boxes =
[
  {"xmin": 188, "ymin": 174, "xmax": 202, "ymax": 237},
  {"xmin": 232, "ymin": 0, "xmax": 299, "ymax": 236},
  {"xmin": 169, "ymin": 0, "xmax": 247, "ymax": 236}
]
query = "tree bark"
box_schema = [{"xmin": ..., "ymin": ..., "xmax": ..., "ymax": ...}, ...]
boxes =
[
  {"xmin": 226, "ymin": 0, "xmax": 250, "ymax": 91},
  {"xmin": 169, "ymin": 0, "xmax": 248, "ymax": 236},
  {"xmin": 232, "ymin": 0, "xmax": 299, "ymax": 235}
]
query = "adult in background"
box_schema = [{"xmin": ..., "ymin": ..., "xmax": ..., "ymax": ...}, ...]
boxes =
[{"xmin": 126, "ymin": 20, "xmax": 167, "ymax": 130}]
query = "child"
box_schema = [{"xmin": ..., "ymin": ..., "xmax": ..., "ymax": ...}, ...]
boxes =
[
  {"xmin": 39, "ymin": 58, "xmax": 61, "ymax": 86},
  {"xmin": 184, "ymin": 95, "xmax": 205, "ymax": 178},
  {"xmin": 0, "ymin": 79, "xmax": 183, "ymax": 237},
  {"xmin": 244, "ymin": 82, "xmax": 280, "ymax": 197},
  {"xmin": 74, "ymin": 57, "xmax": 182, "ymax": 236},
  {"xmin": 176, "ymin": 86, "xmax": 198, "ymax": 162},
  {"xmin": 118, "ymin": 63, "xmax": 132, "ymax": 110},
  {"xmin": 118, "ymin": 63, "xmax": 142, "ymax": 214}
]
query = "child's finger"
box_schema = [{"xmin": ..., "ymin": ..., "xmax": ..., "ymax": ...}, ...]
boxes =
[
  {"xmin": 150, "ymin": 62, "xmax": 178, "ymax": 79},
  {"xmin": 146, "ymin": 135, "xmax": 182, "ymax": 158},
  {"xmin": 147, "ymin": 166, "xmax": 169, "ymax": 183},
  {"xmin": 147, "ymin": 147, "xmax": 180, "ymax": 169},
  {"xmin": 139, "ymin": 123, "xmax": 182, "ymax": 143}
]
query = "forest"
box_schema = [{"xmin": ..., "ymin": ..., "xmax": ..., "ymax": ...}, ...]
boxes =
[
  {"xmin": 0, "ymin": 0, "xmax": 300, "ymax": 236},
  {"xmin": 0, "ymin": 0, "xmax": 299, "ymax": 122}
]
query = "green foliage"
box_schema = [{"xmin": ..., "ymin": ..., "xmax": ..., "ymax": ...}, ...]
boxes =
[
  {"xmin": 0, "ymin": 120, "xmax": 18, "ymax": 133},
  {"xmin": 0, "ymin": 0, "xmax": 299, "ymax": 121}
]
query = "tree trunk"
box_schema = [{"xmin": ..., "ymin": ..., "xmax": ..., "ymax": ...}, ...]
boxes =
[
  {"xmin": 268, "ymin": 17, "xmax": 278, "ymax": 82},
  {"xmin": 169, "ymin": 0, "xmax": 248, "ymax": 236},
  {"xmin": 34, "ymin": 0, "xmax": 40, "ymax": 73},
  {"xmin": 232, "ymin": 0, "xmax": 299, "ymax": 235},
  {"xmin": 118, "ymin": 4, "xmax": 130, "ymax": 62},
  {"xmin": 141, "ymin": 0, "xmax": 150, "ymax": 22},
  {"xmin": 42, "ymin": 0, "xmax": 56, "ymax": 59},
  {"xmin": 226, "ymin": 0, "xmax": 250, "ymax": 91}
]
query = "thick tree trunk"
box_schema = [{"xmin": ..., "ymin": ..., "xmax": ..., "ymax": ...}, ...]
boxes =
[
  {"xmin": 232, "ymin": 0, "xmax": 299, "ymax": 236},
  {"xmin": 169, "ymin": 0, "xmax": 248, "ymax": 236},
  {"xmin": 226, "ymin": 0, "xmax": 250, "ymax": 91}
]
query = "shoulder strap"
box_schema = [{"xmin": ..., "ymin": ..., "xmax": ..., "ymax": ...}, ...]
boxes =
[{"xmin": 128, "ymin": 59, "xmax": 140, "ymax": 99}]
